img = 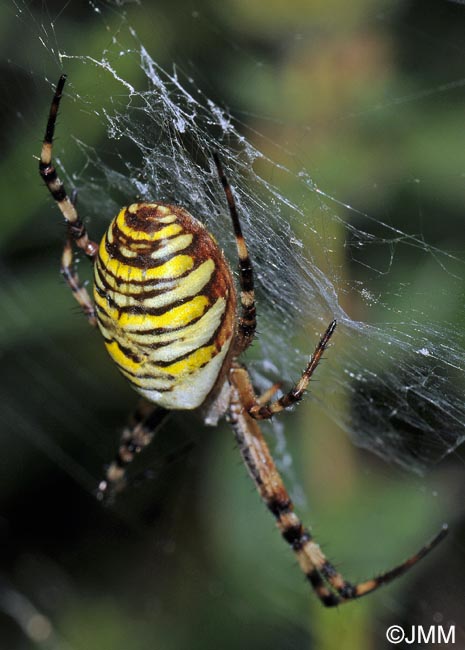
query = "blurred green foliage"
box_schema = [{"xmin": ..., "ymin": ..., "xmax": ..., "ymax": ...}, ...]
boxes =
[{"xmin": 1, "ymin": 1, "xmax": 464, "ymax": 649}]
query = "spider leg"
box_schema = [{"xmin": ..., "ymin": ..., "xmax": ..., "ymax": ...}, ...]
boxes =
[
  {"xmin": 213, "ymin": 152, "xmax": 256, "ymax": 354},
  {"xmin": 97, "ymin": 402, "xmax": 169, "ymax": 503},
  {"xmin": 61, "ymin": 237, "xmax": 97, "ymax": 326},
  {"xmin": 39, "ymin": 75, "xmax": 99, "ymax": 259},
  {"xmin": 229, "ymin": 363, "xmax": 447, "ymax": 606},
  {"xmin": 246, "ymin": 320, "xmax": 336, "ymax": 419},
  {"xmin": 256, "ymin": 382, "xmax": 282, "ymax": 406}
]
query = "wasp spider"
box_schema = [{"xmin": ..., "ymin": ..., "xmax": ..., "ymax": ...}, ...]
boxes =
[{"xmin": 39, "ymin": 75, "xmax": 447, "ymax": 607}]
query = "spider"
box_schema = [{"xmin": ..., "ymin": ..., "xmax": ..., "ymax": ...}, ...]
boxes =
[{"xmin": 39, "ymin": 75, "xmax": 447, "ymax": 607}]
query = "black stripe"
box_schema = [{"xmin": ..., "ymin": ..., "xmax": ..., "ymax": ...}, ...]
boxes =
[
  {"xmin": 241, "ymin": 309, "xmax": 256, "ymax": 322},
  {"xmin": 39, "ymin": 164, "xmax": 68, "ymax": 202},
  {"xmin": 320, "ymin": 562, "xmax": 356, "ymax": 598},
  {"xmin": 267, "ymin": 497, "xmax": 292, "ymax": 518},
  {"xmin": 113, "ymin": 340, "xmax": 142, "ymax": 364},
  {"xmin": 110, "ymin": 217, "xmax": 187, "ymax": 251},
  {"xmin": 339, "ymin": 584, "xmax": 356, "ymax": 599},
  {"xmin": 69, "ymin": 221, "xmax": 86, "ymax": 240},
  {"xmin": 95, "ymin": 249, "xmax": 202, "ymax": 287},
  {"xmin": 50, "ymin": 186, "xmax": 67, "ymax": 202},
  {"xmin": 95, "ymin": 295, "xmax": 222, "ymax": 344},
  {"xmin": 93, "ymin": 282, "xmax": 218, "ymax": 331},
  {"xmin": 61, "ymin": 267, "xmax": 77, "ymax": 291},
  {"xmin": 321, "ymin": 561, "xmax": 338, "ymax": 578},
  {"xmin": 239, "ymin": 319, "xmax": 255, "ymax": 339},
  {"xmin": 281, "ymin": 525, "xmax": 311, "ymax": 550},
  {"xmin": 39, "ymin": 162, "xmax": 57, "ymax": 177},
  {"xmin": 239, "ymin": 266, "xmax": 254, "ymax": 292},
  {"xmin": 112, "ymin": 359, "xmax": 173, "ymax": 381},
  {"xmin": 114, "ymin": 335, "xmax": 220, "ymax": 370},
  {"xmin": 44, "ymin": 75, "xmax": 67, "ymax": 143},
  {"xmin": 94, "ymin": 276, "xmax": 216, "ymax": 319},
  {"xmin": 306, "ymin": 571, "xmax": 340, "ymax": 607},
  {"xmin": 123, "ymin": 375, "xmax": 173, "ymax": 393}
]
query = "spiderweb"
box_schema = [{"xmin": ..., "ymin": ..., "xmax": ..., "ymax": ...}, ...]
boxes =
[{"xmin": 10, "ymin": 0, "xmax": 465, "ymax": 476}]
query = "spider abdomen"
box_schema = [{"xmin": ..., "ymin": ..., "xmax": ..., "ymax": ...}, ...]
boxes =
[{"xmin": 93, "ymin": 203, "xmax": 237, "ymax": 409}]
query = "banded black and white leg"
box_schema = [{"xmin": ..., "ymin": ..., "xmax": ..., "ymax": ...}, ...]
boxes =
[
  {"xmin": 213, "ymin": 153, "xmax": 256, "ymax": 354},
  {"xmin": 234, "ymin": 320, "xmax": 336, "ymax": 420},
  {"xmin": 97, "ymin": 402, "xmax": 169, "ymax": 502},
  {"xmin": 39, "ymin": 75, "xmax": 98, "ymax": 323},
  {"xmin": 228, "ymin": 362, "xmax": 448, "ymax": 606}
]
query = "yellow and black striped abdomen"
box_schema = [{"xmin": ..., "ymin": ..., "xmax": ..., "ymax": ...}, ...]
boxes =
[{"xmin": 93, "ymin": 203, "xmax": 237, "ymax": 409}]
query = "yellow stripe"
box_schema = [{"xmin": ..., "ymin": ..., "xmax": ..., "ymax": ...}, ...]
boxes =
[
  {"xmin": 132, "ymin": 299, "xmax": 226, "ymax": 362},
  {"xmin": 105, "ymin": 341, "xmax": 142, "ymax": 373},
  {"xmin": 96, "ymin": 297, "xmax": 226, "ymax": 354},
  {"xmin": 94, "ymin": 292, "xmax": 209, "ymax": 330},
  {"xmin": 118, "ymin": 345, "xmax": 216, "ymax": 385},
  {"xmin": 94, "ymin": 267, "xmax": 178, "ymax": 296},
  {"xmin": 98, "ymin": 239, "xmax": 194, "ymax": 281},
  {"xmin": 118, "ymin": 297, "xmax": 226, "ymax": 346},
  {"xmin": 162, "ymin": 345, "xmax": 216, "ymax": 376},
  {"xmin": 95, "ymin": 259, "xmax": 215, "ymax": 312},
  {"xmin": 103, "ymin": 322, "xmax": 217, "ymax": 380},
  {"xmin": 116, "ymin": 208, "xmax": 182, "ymax": 241}
]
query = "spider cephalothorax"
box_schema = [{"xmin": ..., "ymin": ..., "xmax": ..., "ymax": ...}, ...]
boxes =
[{"xmin": 39, "ymin": 74, "xmax": 447, "ymax": 607}]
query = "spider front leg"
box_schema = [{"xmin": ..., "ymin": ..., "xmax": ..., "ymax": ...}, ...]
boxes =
[
  {"xmin": 213, "ymin": 153, "xmax": 256, "ymax": 354},
  {"xmin": 97, "ymin": 402, "xmax": 169, "ymax": 503},
  {"xmin": 40, "ymin": 75, "xmax": 99, "ymax": 322},
  {"xmin": 244, "ymin": 320, "xmax": 336, "ymax": 420},
  {"xmin": 228, "ymin": 363, "xmax": 447, "ymax": 606}
]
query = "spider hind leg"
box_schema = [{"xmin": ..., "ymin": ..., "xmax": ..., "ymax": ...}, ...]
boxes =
[{"xmin": 228, "ymin": 362, "xmax": 447, "ymax": 606}]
